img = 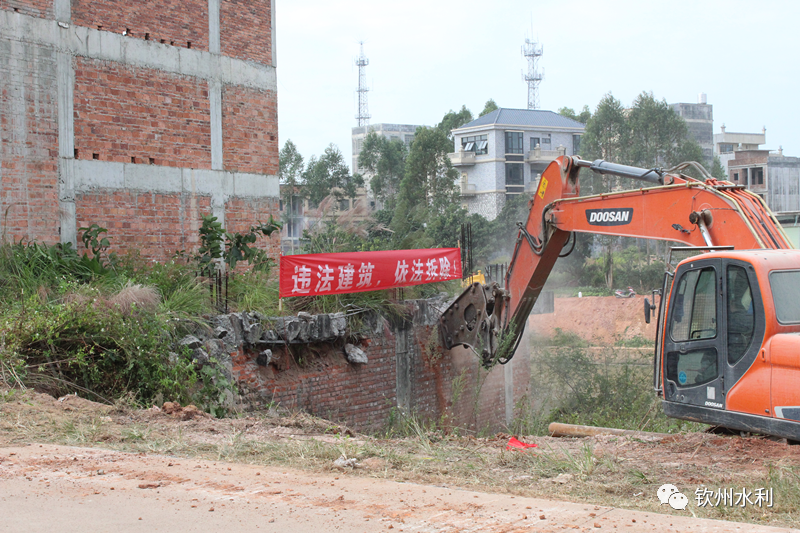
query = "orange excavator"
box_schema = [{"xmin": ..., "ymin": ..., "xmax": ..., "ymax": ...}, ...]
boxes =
[{"xmin": 440, "ymin": 156, "xmax": 800, "ymax": 440}]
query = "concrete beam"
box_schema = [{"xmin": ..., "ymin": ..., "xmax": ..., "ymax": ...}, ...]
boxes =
[
  {"xmin": 0, "ymin": 10, "xmax": 276, "ymax": 90},
  {"xmin": 73, "ymin": 160, "xmax": 278, "ymax": 200}
]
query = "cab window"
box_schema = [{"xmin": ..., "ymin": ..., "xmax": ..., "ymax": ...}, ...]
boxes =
[
  {"xmin": 727, "ymin": 265, "xmax": 755, "ymax": 364},
  {"xmin": 670, "ymin": 267, "xmax": 717, "ymax": 342},
  {"xmin": 770, "ymin": 270, "xmax": 800, "ymax": 324}
]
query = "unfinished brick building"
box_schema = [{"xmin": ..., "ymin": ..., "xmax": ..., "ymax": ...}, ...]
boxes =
[{"xmin": 0, "ymin": 0, "xmax": 279, "ymax": 260}]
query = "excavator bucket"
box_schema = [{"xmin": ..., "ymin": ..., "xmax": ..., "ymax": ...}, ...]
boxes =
[{"xmin": 439, "ymin": 281, "xmax": 508, "ymax": 368}]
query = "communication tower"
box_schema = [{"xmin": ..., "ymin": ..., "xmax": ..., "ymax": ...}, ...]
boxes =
[
  {"xmin": 355, "ymin": 42, "xmax": 371, "ymax": 127},
  {"xmin": 522, "ymin": 37, "xmax": 543, "ymax": 110}
]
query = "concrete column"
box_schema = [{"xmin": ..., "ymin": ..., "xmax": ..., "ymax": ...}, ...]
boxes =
[
  {"xmin": 209, "ymin": 80, "xmax": 223, "ymax": 171},
  {"xmin": 208, "ymin": 0, "xmax": 220, "ymax": 54},
  {"xmin": 504, "ymin": 354, "xmax": 514, "ymax": 427},
  {"xmin": 395, "ymin": 325, "xmax": 411, "ymax": 414},
  {"xmin": 54, "ymin": 0, "xmax": 70, "ymax": 22},
  {"xmin": 271, "ymin": 0, "xmax": 276, "ymax": 67},
  {"xmin": 56, "ymin": 50, "xmax": 76, "ymax": 245}
]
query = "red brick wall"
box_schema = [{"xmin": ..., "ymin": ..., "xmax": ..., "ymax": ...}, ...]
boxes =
[
  {"xmin": 220, "ymin": 0, "xmax": 272, "ymax": 65},
  {"xmin": 75, "ymin": 191, "xmax": 210, "ymax": 260},
  {"xmin": 0, "ymin": 39, "xmax": 60, "ymax": 244},
  {"xmin": 224, "ymin": 197, "xmax": 281, "ymax": 256},
  {"xmin": 0, "ymin": 1, "xmax": 52, "ymax": 19},
  {"xmin": 74, "ymin": 59, "xmax": 212, "ymax": 168},
  {"xmin": 222, "ymin": 86, "xmax": 278, "ymax": 174},
  {"xmin": 231, "ymin": 303, "xmax": 523, "ymax": 434},
  {"xmin": 71, "ymin": 0, "xmax": 208, "ymax": 50},
  {"xmin": 234, "ymin": 329, "xmax": 398, "ymax": 432}
]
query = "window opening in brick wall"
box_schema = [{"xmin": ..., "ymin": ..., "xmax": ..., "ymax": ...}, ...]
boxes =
[
  {"xmin": 160, "ymin": 39, "xmax": 165, "ymax": 44},
  {"xmin": 149, "ymin": 157, "xmax": 155, "ymax": 165},
  {"xmin": 145, "ymin": 33, "xmax": 150, "ymax": 40},
  {"xmin": 74, "ymin": 149, "xmax": 79, "ymax": 158},
  {"xmin": 753, "ymin": 167, "xmax": 764, "ymax": 185},
  {"xmin": 131, "ymin": 156, "xmax": 136, "ymax": 163},
  {"xmin": 92, "ymin": 153, "xmax": 99, "ymax": 160},
  {"xmin": 733, "ymin": 171, "xmax": 739, "ymax": 182},
  {"xmin": 170, "ymin": 41, "xmax": 175, "ymax": 46},
  {"xmin": 187, "ymin": 41, "xmax": 192, "ymax": 48},
  {"xmin": 97, "ymin": 25, "xmax": 103, "ymax": 30}
]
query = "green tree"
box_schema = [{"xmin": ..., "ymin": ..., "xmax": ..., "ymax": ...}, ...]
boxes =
[
  {"xmin": 710, "ymin": 156, "xmax": 726, "ymax": 179},
  {"xmin": 357, "ymin": 132, "xmax": 407, "ymax": 209},
  {"xmin": 627, "ymin": 92, "xmax": 701, "ymax": 169},
  {"xmin": 581, "ymin": 93, "xmax": 628, "ymax": 165},
  {"xmin": 437, "ymin": 105, "xmax": 473, "ymax": 139},
  {"xmin": 391, "ymin": 127, "xmax": 459, "ymax": 245},
  {"xmin": 558, "ymin": 105, "xmax": 592, "ymax": 124},
  {"xmin": 480, "ymin": 99, "xmax": 499, "ymax": 117},
  {"xmin": 278, "ymin": 139, "xmax": 306, "ymax": 212},
  {"xmin": 303, "ymin": 144, "xmax": 364, "ymax": 206},
  {"xmin": 278, "ymin": 139, "xmax": 304, "ymax": 186}
]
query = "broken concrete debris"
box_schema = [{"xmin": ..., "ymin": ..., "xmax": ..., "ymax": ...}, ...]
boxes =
[
  {"xmin": 256, "ymin": 349, "xmax": 273, "ymax": 367},
  {"xmin": 333, "ymin": 455, "xmax": 359, "ymax": 469},
  {"xmin": 177, "ymin": 310, "xmax": 371, "ymax": 375},
  {"xmin": 179, "ymin": 335, "xmax": 203, "ymax": 350},
  {"xmin": 344, "ymin": 343, "xmax": 368, "ymax": 364}
]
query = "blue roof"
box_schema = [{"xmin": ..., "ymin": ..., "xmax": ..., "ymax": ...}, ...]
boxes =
[{"xmin": 456, "ymin": 108, "xmax": 585, "ymax": 130}]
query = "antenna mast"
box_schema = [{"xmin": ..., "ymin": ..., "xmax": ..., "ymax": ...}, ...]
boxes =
[
  {"xmin": 522, "ymin": 37, "xmax": 543, "ymax": 110},
  {"xmin": 355, "ymin": 42, "xmax": 371, "ymax": 127}
]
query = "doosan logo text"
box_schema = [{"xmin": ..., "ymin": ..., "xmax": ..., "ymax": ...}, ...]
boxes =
[{"xmin": 586, "ymin": 208, "xmax": 634, "ymax": 226}]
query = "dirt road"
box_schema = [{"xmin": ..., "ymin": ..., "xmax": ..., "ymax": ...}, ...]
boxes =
[{"xmin": 2, "ymin": 443, "xmax": 795, "ymax": 533}]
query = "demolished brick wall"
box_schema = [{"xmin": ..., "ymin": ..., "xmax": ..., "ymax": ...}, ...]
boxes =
[{"xmin": 184, "ymin": 298, "xmax": 530, "ymax": 434}]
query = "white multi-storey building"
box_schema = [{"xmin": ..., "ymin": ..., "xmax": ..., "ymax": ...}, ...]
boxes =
[{"xmin": 448, "ymin": 108, "xmax": 585, "ymax": 220}]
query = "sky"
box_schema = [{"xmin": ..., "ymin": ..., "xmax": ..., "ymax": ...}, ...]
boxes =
[{"xmin": 275, "ymin": 0, "xmax": 800, "ymax": 172}]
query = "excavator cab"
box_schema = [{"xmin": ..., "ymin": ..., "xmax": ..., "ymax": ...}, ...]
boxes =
[{"xmin": 657, "ymin": 250, "xmax": 800, "ymax": 440}]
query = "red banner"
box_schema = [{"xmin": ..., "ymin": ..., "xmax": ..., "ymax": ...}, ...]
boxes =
[{"xmin": 279, "ymin": 248, "xmax": 462, "ymax": 298}]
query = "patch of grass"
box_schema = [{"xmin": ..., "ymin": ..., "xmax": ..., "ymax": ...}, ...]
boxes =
[{"xmin": 527, "ymin": 332, "xmax": 704, "ymax": 434}]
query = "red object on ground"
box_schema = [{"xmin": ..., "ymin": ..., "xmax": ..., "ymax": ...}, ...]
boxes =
[
  {"xmin": 279, "ymin": 248, "xmax": 462, "ymax": 298},
  {"xmin": 506, "ymin": 437, "xmax": 538, "ymax": 451}
]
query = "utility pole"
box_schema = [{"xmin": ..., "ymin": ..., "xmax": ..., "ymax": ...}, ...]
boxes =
[
  {"xmin": 522, "ymin": 37, "xmax": 543, "ymax": 110},
  {"xmin": 355, "ymin": 42, "xmax": 370, "ymax": 127}
]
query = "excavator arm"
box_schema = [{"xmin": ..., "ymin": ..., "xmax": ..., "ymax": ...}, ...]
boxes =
[{"xmin": 439, "ymin": 156, "xmax": 792, "ymax": 367}]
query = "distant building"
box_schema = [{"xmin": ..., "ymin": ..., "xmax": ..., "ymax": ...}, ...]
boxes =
[
  {"xmin": 351, "ymin": 123, "xmax": 425, "ymax": 175},
  {"xmin": 448, "ymin": 108, "xmax": 585, "ymax": 220},
  {"xmin": 669, "ymin": 93, "xmax": 714, "ymax": 166},
  {"xmin": 714, "ymin": 125, "xmax": 767, "ymax": 178},
  {"xmin": 279, "ymin": 186, "xmax": 371, "ymax": 254},
  {"xmin": 726, "ymin": 148, "xmax": 800, "ymax": 213}
]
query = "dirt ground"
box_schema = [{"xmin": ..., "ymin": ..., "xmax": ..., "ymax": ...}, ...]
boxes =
[
  {"xmin": 2, "ymin": 388, "xmax": 800, "ymax": 532},
  {"xmin": 528, "ymin": 296, "xmax": 656, "ymax": 344}
]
